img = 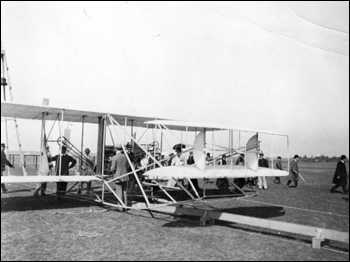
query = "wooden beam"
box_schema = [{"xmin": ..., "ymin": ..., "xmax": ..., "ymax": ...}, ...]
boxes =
[{"xmin": 150, "ymin": 206, "xmax": 349, "ymax": 248}]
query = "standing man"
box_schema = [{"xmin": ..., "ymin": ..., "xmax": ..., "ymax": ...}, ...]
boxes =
[
  {"xmin": 331, "ymin": 155, "xmax": 348, "ymax": 194},
  {"xmin": 286, "ymin": 155, "xmax": 300, "ymax": 189},
  {"xmin": 110, "ymin": 144, "xmax": 129, "ymax": 210},
  {"xmin": 1, "ymin": 143, "xmax": 15, "ymax": 193},
  {"xmin": 50, "ymin": 146, "xmax": 77, "ymax": 200},
  {"xmin": 274, "ymin": 156, "xmax": 283, "ymax": 184},
  {"xmin": 78, "ymin": 148, "xmax": 95, "ymax": 195},
  {"xmin": 258, "ymin": 152, "xmax": 269, "ymax": 190}
]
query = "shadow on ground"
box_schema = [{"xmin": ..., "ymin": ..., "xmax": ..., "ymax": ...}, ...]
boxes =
[{"xmin": 1, "ymin": 194, "xmax": 102, "ymax": 212}]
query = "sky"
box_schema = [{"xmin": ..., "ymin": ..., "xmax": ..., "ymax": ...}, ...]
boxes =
[{"xmin": 1, "ymin": 1, "xmax": 349, "ymax": 158}]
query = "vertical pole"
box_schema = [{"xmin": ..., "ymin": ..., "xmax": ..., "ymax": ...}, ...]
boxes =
[
  {"xmin": 212, "ymin": 131, "xmax": 215, "ymax": 169},
  {"xmin": 220, "ymin": 128, "xmax": 223, "ymax": 158},
  {"xmin": 271, "ymin": 134, "xmax": 274, "ymax": 171},
  {"xmin": 96, "ymin": 116, "xmax": 105, "ymax": 175},
  {"xmin": 4, "ymin": 118, "xmax": 10, "ymax": 176},
  {"xmin": 239, "ymin": 131, "xmax": 241, "ymax": 148},
  {"xmin": 153, "ymin": 119, "xmax": 157, "ymax": 169},
  {"xmin": 230, "ymin": 130, "xmax": 233, "ymax": 170},
  {"xmin": 131, "ymin": 120, "xmax": 134, "ymax": 152},
  {"xmin": 80, "ymin": 116, "xmax": 85, "ymax": 173},
  {"xmin": 58, "ymin": 110, "xmax": 64, "ymax": 177},
  {"xmin": 160, "ymin": 129, "xmax": 163, "ymax": 157},
  {"xmin": 102, "ymin": 116, "xmax": 106, "ymax": 176},
  {"xmin": 185, "ymin": 126, "xmax": 188, "ymax": 165},
  {"xmin": 244, "ymin": 132, "xmax": 247, "ymax": 171},
  {"xmin": 124, "ymin": 116, "xmax": 128, "ymax": 146},
  {"xmin": 287, "ymin": 135, "xmax": 290, "ymax": 172},
  {"xmin": 39, "ymin": 113, "xmax": 45, "ymax": 173}
]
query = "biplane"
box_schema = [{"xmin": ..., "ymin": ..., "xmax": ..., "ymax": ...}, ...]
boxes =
[{"xmin": 1, "ymin": 101, "xmax": 289, "ymax": 211}]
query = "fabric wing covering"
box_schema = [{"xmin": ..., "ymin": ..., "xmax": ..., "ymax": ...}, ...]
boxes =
[
  {"xmin": 37, "ymin": 139, "xmax": 50, "ymax": 176},
  {"xmin": 193, "ymin": 131, "xmax": 206, "ymax": 171},
  {"xmin": 245, "ymin": 134, "xmax": 259, "ymax": 171}
]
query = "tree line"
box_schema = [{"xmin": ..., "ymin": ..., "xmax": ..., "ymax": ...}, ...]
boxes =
[{"xmin": 299, "ymin": 155, "xmax": 344, "ymax": 163}]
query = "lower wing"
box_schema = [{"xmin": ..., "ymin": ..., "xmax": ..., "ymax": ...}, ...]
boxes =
[
  {"xmin": 1, "ymin": 175, "xmax": 101, "ymax": 184},
  {"xmin": 143, "ymin": 165, "xmax": 288, "ymax": 180}
]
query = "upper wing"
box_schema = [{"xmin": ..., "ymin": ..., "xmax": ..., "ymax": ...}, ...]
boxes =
[
  {"xmin": 1, "ymin": 101, "xmax": 162, "ymax": 127},
  {"xmin": 145, "ymin": 119, "xmax": 288, "ymax": 135}
]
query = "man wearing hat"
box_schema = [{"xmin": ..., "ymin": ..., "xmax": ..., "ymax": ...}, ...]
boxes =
[
  {"xmin": 110, "ymin": 144, "xmax": 129, "ymax": 210},
  {"xmin": 1, "ymin": 143, "xmax": 15, "ymax": 193},
  {"xmin": 286, "ymin": 155, "xmax": 300, "ymax": 189},
  {"xmin": 50, "ymin": 145, "xmax": 77, "ymax": 200},
  {"xmin": 331, "ymin": 155, "xmax": 348, "ymax": 194},
  {"xmin": 77, "ymin": 148, "xmax": 96, "ymax": 196}
]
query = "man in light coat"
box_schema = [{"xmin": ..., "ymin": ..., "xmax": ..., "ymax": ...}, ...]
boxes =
[{"xmin": 110, "ymin": 144, "xmax": 129, "ymax": 210}]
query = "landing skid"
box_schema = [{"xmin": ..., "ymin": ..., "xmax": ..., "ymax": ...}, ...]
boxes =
[{"xmin": 142, "ymin": 178, "xmax": 258, "ymax": 208}]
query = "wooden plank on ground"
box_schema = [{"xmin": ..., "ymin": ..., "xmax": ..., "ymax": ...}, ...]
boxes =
[{"xmin": 150, "ymin": 206, "xmax": 349, "ymax": 244}]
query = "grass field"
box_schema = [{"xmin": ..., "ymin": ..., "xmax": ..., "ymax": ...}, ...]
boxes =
[{"xmin": 1, "ymin": 162, "xmax": 349, "ymax": 261}]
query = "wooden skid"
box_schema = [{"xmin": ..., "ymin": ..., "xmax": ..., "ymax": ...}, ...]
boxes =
[{"xmin": 150, "ymin": 206, "xmax": 349, "ymax": 249}]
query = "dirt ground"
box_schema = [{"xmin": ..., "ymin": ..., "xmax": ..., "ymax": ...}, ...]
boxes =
[{"xmin": 1, "ymin": 162, "xmax": 349, "ymax": 261}]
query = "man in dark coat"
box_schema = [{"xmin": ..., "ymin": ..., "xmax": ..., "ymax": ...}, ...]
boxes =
[
  {"xmin": 1, "ymin": 143, "xmax": 15, "ymax": 193},
  {"xmin": 274, "ymin": 156, "xmax": 283, "ymax": 184},
  {"xmin": 50, "ymin": 146, "xmax": 77, "ymax": 200},
  {"xmin": 331, "ymin": 155, "xmax": 348, "ymax": 194},
  {"xmin": 286, "ymin": 155, "xmax": 300, "ymax": 189}
]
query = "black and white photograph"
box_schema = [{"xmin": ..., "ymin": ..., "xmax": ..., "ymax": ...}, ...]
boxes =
[{"xmin": 1, "ymin": 1, "xmax": 349, "ymax": 261}]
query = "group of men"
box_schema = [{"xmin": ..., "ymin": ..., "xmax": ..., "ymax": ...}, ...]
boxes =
[
  {"xmin": 257, "ymin": 153, "xmax": 348, "ymax": 194},
  {"xmin": 257, "ymin": 153, "xmax": 301, "ymax": 190},
  {"xmin": 1, "ymin": 141, "xmax": 348, "ymax": 201}
]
